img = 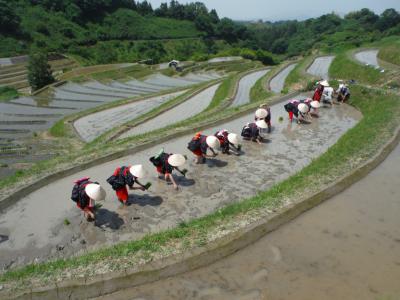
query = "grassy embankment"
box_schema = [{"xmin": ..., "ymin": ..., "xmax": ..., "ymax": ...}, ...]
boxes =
[
  {"xmin": 330, "ymin": 51, "xmax": 382, "ymax": 85},
  {"xmin": 1, "ymin": 52, "xmax": 399, "ymax": 290},
  {"xmin": 377, "ymin": 37, "xmax": 400, "ymax": 66},
  {"xmin": 283, "ymin": 56, "xmax": 318, "ymax": 92},
  {"xmin": 0, "ymin": 86, "xmax": 19, "ymax": 102}
]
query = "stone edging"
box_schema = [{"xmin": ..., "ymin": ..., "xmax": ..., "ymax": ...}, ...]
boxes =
[{"xmin": 3, "ymin": 117, "xmax": 399, "ymax": 300}]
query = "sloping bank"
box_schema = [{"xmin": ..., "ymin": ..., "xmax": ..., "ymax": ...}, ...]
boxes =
[{"xmin": 1, "ymin": 84, "xmax": 399, "ymax": 298}]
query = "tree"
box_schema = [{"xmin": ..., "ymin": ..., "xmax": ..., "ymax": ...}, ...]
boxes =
[
  {"xmin": 0, "ymin": 0, "xmax": 20, "ymax": 34},
  {"xmin": 376, "ymin": 9, "xmax": 400, "ymax": 31},
  {"xmin": 28, "ymin": 52, "xmax": 55, "ymax": 91}
]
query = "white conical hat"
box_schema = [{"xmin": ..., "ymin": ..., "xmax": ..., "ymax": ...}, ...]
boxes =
[
  {"xmin": 130, "ymin": 164, "xmax": 147, "ymax": 179},
  {"xmin": 168, "ymin": 154, "xmax": 186, "ymax": 167},
  {"xmin": 255, "ymin": 108, "xmax": 268, "ymax": 118},
  {"xmin": 256, "ymin": 119, "xmax": 269, "ymax": 129},
  {"xmin": 206, "ymin": 135, "xmax": 220, "ymax": 149},
  {"xmin": 85, "ymin": 184, "xmax": 106, "ymax": 201},
  {"xmin": 298, "ymin": 103, "xmax": 309, "ymax": 113},
  {"xmin": 227, "ymin": 133, "xmax": 240, "ymax": 145},
  {"xmin": 319, "ymin": 80, "xmax": 329, "ymax": 87},
  {"xmin": 310, "ymin": 101, "xmax": 321, "ymax": 108}
]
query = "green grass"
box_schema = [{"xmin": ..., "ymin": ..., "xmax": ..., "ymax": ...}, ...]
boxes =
[
  {"xmin": 0, "ymin": 86, "xmax": 19, "ymax": 102},
  {"xmin": 90, "ymin": 64, "xmax": 154, "ymax": 82},
  {"xmin": 1, "ymin": 84, "xmax": 399, "ymax": 288},
  {"xmin": 378, "ymin": 42, "xmax": 400, "ymax": 66},
  {"xmin": 284, "ymin": 57, "xmax": 317, "ymax": 92},
  {"xmin": 206, "ymin": 75, "xmax": 235, "ymax": 111},
  {"xmin": 49, "ymin": 119, "xmax": 65, "ymax": 137},
  {"xmin": 330, "ymin": 51, "xmax": 382, "ymax": 84},
  {"xmin": 250, "ymin": 70, "xmax": 273, "ymax": 102}
]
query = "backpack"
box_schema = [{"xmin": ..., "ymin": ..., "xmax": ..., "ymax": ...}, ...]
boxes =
[
  {"xmin": 188, "ymin": 138, "xmax": 201, "ymax": 151},
  {"xmin": 241, "ymin": 125, "xmax": 252, "ymax": 138},
  {"xmin": 71, "ymin": 178, "xmax": 90, "ymax": 203},
  {"xmin": 106, "ymin": 167, "xmax": 128, "ymax": 191}
]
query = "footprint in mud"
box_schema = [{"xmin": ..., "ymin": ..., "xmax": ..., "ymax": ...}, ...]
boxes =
[
  {"xmin": 269, "ymin": 245, "xmax": 282, "ymax": 263},
  {"xmin": 0, "ymin": 234, "xmax": 9, "ymax": 244},
  {"xmin": 252, "ymin": 268, "xmax": 269, "ymax": 282}
]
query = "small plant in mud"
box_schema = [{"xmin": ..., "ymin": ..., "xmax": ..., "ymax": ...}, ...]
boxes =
[
  {"xmin": 278, "ymin": 116, "xmax": 284, "ymax": 122},
  {"xmin": 0, "ymin": 163, "xmax": 8, "ymax": 168},
  {"xmin": 63, "ymin": 219, "xmax": 70, "ymax": 226}
]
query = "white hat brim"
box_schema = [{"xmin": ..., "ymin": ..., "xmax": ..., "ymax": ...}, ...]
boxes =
[
  {"xmin": 85, "ymin": 184, "xmax": 106, "ymax": 201},
  {"xmin": 310, "ymin": 101, "xmax": 321, "ymax": 108},
  {"xmin": 206, "ymin": 135, "xmax": 220, "ymax": 149},
  {"xmin": 256, "ymin": 120, "xmax": 269, "ymax": 129},
  {"xmin": 319, "ymin": 80, "xmax": 329, "ymax": 87},
  {"xmin": 298, "ymin": 103, "xmax": 309, "ymax": 113},
  {"xmin": 255, "ymin": 108, "xmax": 268, "ymax": 118},
  {"xmin": 168, "ymin": 154, "xmax": 186, "ymax": 167},
  {"xmin": 130, "ymin": 164, "xmax": 147, "ymax": 179},
  {"xmin": 227, "ymin": 133, "xmax": 240, "ymax": 145}
]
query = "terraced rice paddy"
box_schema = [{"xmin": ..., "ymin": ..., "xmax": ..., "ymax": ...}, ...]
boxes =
[
  {"xmin": 307, "ymin": 56, "xmax": 335, "ymax": 79},
  {"xmin": 270, "ymin": 64, "xmax": 297, "ymax": 93},
  {"xmin": 355, "ymin": 50, "xmax": 380, "ymax": 68},
  {"xmin": 230, "ymin": 69, "xmax": 270, "ymax": 107},
  {"xmin": 0, "ymin": 71, "xmax": 221, "ymax": 179},
  {"xmin": 0, "ymin": 98, "xmax": 361, "ymax": 269},
  {"xmin": 118, "ymin": 83, "xmax": 221, "ymax": 139}
]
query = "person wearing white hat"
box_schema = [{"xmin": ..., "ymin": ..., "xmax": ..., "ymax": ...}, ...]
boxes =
[
  {"xmin": 107, "ymin": 165, "xmax": 150, "ymax": 205},
  {"xmin": 336, "ymin": 83, "xmax": 351, "ymax": 103},
  {"xmin": 284, "ymin": 99, "xmax": 310, "ymax": 124},
  {"xmin": 312, "ymin": 81, "xmax": 325, "ymax": 102},
  {"xmin": 71, "ymin": 177, "xmax": 106, "ymax": 221},
  {"xmin": 187, "ymin": 132, "xmax": 218, "ymax": 164},
  {"xmin": 241, "ymin": 121, "xmax": 264, "ymax": 144},
  {"xmin": 214, "ymin": 129, "xmax": 242, "ymax": 155},
  {"xmin": 149, "ymin": 149, "xmax": 187, "ymax": 190},
  {"xmin": 322, "ymin": 85, "xmax": 334, "ymax": 106},
  {"xmin": 255, "ymin": 104, "xmax": 272, "ymax": 133}
]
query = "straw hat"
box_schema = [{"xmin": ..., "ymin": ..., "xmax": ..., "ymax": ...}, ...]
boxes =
[
  {"xmin": 310, "ymin": 101, "xmax": 321, "ymax": 108},
  {"xmin": 168, "ymin": 154, "xmax": 186, "ymax": 167},
  {"xmin": 206, "ymin": 135, "xmax": 220, "ymax": 149},
  {"xmin": 227, "ymin": 133, "xmax": 240, "ymax": 145},
  {"xmin": 130, "ymin": 164, "xmax": 147, "ymax": 178},
  {"xmin": 256, "ymin": 119, "xmax": 269, "ymax": 129},
  {"xmin": 298, "ymin": 103, "xmax": 309, "ymax": 113},
  {"xmin": 319, "ymin": 80, "xmax": 329, "ymax": 87},
  {"xmin": 255, "ymin": 108, "xmax": 268, "ymax": 118},
  {"xmin": 85, "ymin": 184, "xmax": 106, "ymax": 201}
]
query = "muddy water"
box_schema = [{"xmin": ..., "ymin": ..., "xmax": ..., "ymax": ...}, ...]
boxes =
[
  {"xmin": 355, "ymin": 50, "xmax": 380, "ymax": 68},
  {"xmin": 100, "ymin": 143, "xmax": 400, "ymax": 300},
  {"xmin": 0, "ymin": 100, "xmax": 361, "ymax": 270},
  {"xmin": 74, "ymin": 91, "xmax": 186, "ymax": 142},
  {"xmin": 307, "ymin": 56, "xmax": 335, "ymax": 79},
  {"xmin": 230, "ymin": 70, "xmax": 270, "ymax": 107},
  {"xmin": 118, "ymin": 84, "xmax": 220, "ymax": 139},
  {"xmin": 270, "ymin": 64, "xmax": 297, "ymax": 93},
  {"xmin": 208, "ymin": 57, "xmax": 242, "ymax": 63}
]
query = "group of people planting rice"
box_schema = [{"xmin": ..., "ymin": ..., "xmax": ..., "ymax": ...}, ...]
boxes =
[{"xmin": 71, "ymin": 79, "xmax": 350, "ymax": 222}]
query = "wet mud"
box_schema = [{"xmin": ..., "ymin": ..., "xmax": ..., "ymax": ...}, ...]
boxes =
[
  {"xmin": 99, "ymin": 142, "xmax": 400, "ymax": 300},
  {"xmin": 307, "ymin": 56, "xmax": 335, "ymax": 79},
  {"xmin": 74, "ymin": 90, "xmax": 186, "ymax": 142},
  {"xmin": 0, "ymin": 101, "xmax": 361, "ymax": 271},
  {"xmin": 270, "ymin": 64, "xmax": 297, "ymax": 93},
  {"xmin": 355, "ymin": 50, "xmax": 380, "ymax": 68},
  {"xmin": 118, "ymin": 84, "xmax": 220, "ymax": 139},
  {"xmin": 230, "ymin": 70, "xmax": 270, "ymax": 107}
]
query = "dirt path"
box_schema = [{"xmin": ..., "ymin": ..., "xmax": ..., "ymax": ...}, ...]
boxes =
[
  {"xmin": 270, "ymin": 64, "xmax": 297, "ymax": 93},
  {"xmin": 74, "ymin": 91, "xmax": 186, "ymax": 142},
  {"xmin": 307, "ymin": 56, "xmax": 335, "ymax": 79},
  {"xmin": 230, "ymin": 70, "xmax": 270, "ymax": 107},
  {"xmin": 99, "ymin": 142, "xmax": 400, "ymax": 300},
  {"xmin": 355, "ymin": 50, "xmax": 380, "ymax": 67},
  {"xmin": 0, "ymin": 100, "xmax": 361, "ymax": 271},
  {"xmin": 118, "ymin": 84, "xmax": 220, "ymax": 140}
]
